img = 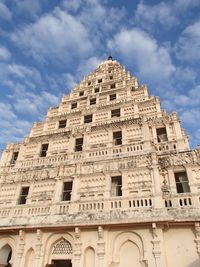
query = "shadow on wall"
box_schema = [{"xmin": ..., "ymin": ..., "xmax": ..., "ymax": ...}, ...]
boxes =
[{"xmin": 188, "ymin": 259, "xmax": 200, "ymax": 267}]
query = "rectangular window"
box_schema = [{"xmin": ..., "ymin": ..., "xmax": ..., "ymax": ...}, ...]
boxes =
[
  {"xmin": 90, "ymin": 98, "xmax": 96, "ymax": 105},
  {"xmin": 40, "ymin": 143, "xmax": 49, "ymax": 157},
  {"xmin": 111, "ymin": 83, "xmax": 116, "ymax": 89},
  {"xmin": 175, "ymin": 172, "xmax": 190, "ymax": 193},
  {"xmin": 111, "ymin": 176, "xmax": 122, "ymax": 196},
  {"xmin": 84, "ymin": 114, "xmax": 93, "ymax": 123},
  {"xmin": 111, "ymin": 108, "xmax": 120, "ymax": 117},
  {"xmin": 156, "ymin": 127, "xmax": 168, "ymax": 142},
  {"xmin": 59, "ymin": 120, "xmax": 67, "ymax": 128},
  {"xmin": 79, "ymin": 91, "xmax": 84, "ymax": 96},
  {"xmin": 94, "ymin": 88, "xmax": 99, "ymax": 93},
  {"xmin": 113, "ymin": 131, "xmax": 122, "ymax": 145},
  {"xmin": 75, "ymin": 137, "xmax": 83, "ymax": 152},
  {"xmin": 110, "ymin": 93, "xmax": 116, "ymax": 101},
  {"xmin": 11, "ymin": 151, "xmax": 19, "ymax": 165},
  {"xmin": 71, "ymin": 102, "xmax": 77, "ymax": 109},
  {"xmin": 18, "ymin": 186, "xmax": 29, "ymax": 205},
  {"xmin": 62, "ymin": 181, "xmax": 73, "ymax": 201},
  {"xmin": 98, "ymin": 78, "xmax": 102, "ymax": 83}
]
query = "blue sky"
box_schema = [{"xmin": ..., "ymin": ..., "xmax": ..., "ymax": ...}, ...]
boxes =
[{"xmin": 0, "ymin": 0, "xmax": 200, "ymax": 149}]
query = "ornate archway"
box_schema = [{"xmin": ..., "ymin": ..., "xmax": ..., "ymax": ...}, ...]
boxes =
[{"xmin": 0, "ymin": 244, "xmax": 12, "ymax": 267}]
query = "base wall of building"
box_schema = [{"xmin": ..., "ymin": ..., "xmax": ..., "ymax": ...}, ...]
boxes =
[{"xmin": 0, "ymin": 224, "xmax": 199, "ymax": 267}]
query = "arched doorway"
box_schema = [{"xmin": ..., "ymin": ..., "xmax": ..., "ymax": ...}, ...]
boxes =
[
  {"xmin": 0, "ymin": 244, "xmax": 12, "ymax": 267},
  {"xmin": 46, "ymin": 239, "xmax": 73, "ymax": 267},
  {"xmin": 84, "ymin": 247, "xmax": 95, "ymax": 267},
  {"xmin": 24, "ymin": 248, "xmax": 36, "ymax": 267},
  {"xmin": 119, "ymin": 240, "xmax": 141, "ymax": 267}
]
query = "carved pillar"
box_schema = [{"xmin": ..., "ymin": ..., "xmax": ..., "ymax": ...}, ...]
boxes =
[
  {"xmin": 35, "ymin": 229, "xmax": 43, "ymax": 266},
  {"xmin": 53, "ymin": 175, "xmax": 63, "ymax": 202},
  {"xmin": 13, "ymin": 230, "xmax": 25, "ymax": 267},
  {"xmin": 104, "ymin": 173, "xmax": 111, "ymax": 199},
  {"xmin": 151, "ymin": 223, "xmax": 161, "ymax": 267},
  {"xmin": 71, "ymin": 175, "xmax": 79, "ymax": 202},
  {"xmin": 73, "ymin": 227, "xmax": 82, "ymax": 267},
  {"xmin": 142, "ymin": 119, "xmax": 152, "ymax": 151},
  {"xmin": 97, "ymin": 226, "xmax": 105, "ymax": 267},
  {"xmin": 194, "ymin": 222, "xmax": 200, "ymax": 257},
  {"xmin": 151, "ymin": 153, "xmax": 163, "ymax": 208}
]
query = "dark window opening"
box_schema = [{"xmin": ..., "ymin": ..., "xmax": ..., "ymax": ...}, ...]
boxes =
[
  {"xmin": 156, "ymin": 127, "xmax": 168, "ymax": 142},
  {"xmin": 59, "ymin": 120, "xmax": 67, "ymax": 128},
  {"xmin": 79, "ymin": 91, "xmax": 84, "ymax": 96},
  {"xmin": 62, "ymin": 181, "xmax": 73, "ymax": 201},
  {"xmin": 88, "ymin": 81, "xmax": 91, "ymax": 85},
  {"xmin": 90, "ymin": 98, "xmax": 96, "ymax": 105},
  {"xmin": 110, "ymin": 76, "xmax": 113, "ymax": 80},
  {"xmin": 111, "ymin": 83, "xmax": 116, "ymax": 89},
  {"xmin": 113, "ymin": 131, "xmax": 122, "ymax": 145},
  {"xmin": 111, "ymin": 176, "xmax": 122, "ymax": 196},
  {"xmin": 175, "ymin": 172, "xmax": 190, "ymax": 193},
  {"xmin": 94, "ymin": 87, "xmax": 99, "ymax": 93},
  {"xmin": 75, "ymin": 137, "xmax": 83, "ymax": 152},
  {"xmin": 110, "ymin": 93, "xmax": 116, "ymax": 101},
  {"xmin": 84, "ymin": 114, "xmax": 93, "ymax": 123},
  {"xmin": 40, "ymin": 143, "xmax": 48, "ymax": 157},
  {"xmin": 52, "ymin": 260, "xmax": 72, "ymax": 267},
  {"xmin": 11, "ymin": 151, "xmax": 19, "ymax": 165},
  {"xmin": 111, "ymin": 108, "xmax": 120, "ymax": 117},
  {"xmin": 71, "ymin": 102, "xmax": 77, "ymax": 109},
  {"xmin": 98, "ymin": 78, "xmax": 102, "ymax": 83},
  {"xmin": 18, "ymin": 186, "xmax": 29, "ymax": 205}
]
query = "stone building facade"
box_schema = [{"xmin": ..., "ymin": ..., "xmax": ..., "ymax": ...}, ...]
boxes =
[{"xmin": 0, "ymin": 57, "xmax": 200, "ymax": 267}]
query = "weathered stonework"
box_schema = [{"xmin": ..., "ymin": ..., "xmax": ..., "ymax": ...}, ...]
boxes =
[{"xmin": 0, "ymin": 57, "xmax": 200, "ymax": 266}]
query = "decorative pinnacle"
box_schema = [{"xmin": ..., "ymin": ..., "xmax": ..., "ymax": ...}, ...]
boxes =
[{"xmin": 107, "ymin": 55, "xmax": 113, "ymax": 61}]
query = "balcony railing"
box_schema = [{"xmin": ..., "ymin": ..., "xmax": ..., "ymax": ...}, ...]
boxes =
[{"xmin": 0, "ymin": 194, "xmax": 199, "ymax": 228}]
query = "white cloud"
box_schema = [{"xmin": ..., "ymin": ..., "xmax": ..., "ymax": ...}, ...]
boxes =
[
  {"xmin": 62, "ymin": 0, "xmax": 82, "ymax": 12},
  {"xmin": 11, "ymin": 0, "xmax": 42, "ymax": 18},
  {"xmin": 134, "ymin": 0, "xmax": 200, "ymax": 31},
  {"xmin": 108, "ymin": 28, "xmax": 175, "ymax": 82},
  {"xmin": 0, "ymin": 101, "xmax": 32, "ymax": 147},
  {"xmin": 0, "ymin": 2, "xmax": 12, "ymax": 21},
  {"xmin": 135, "ymin": 2, "xmax": 178, "ymax": 29},
  {"xmin": 181, "ymin": 109, "xmax": 200, "ymax": 125},
  {"xmin": 0, "ymin": 46, "xmax": 11, "ymax": 61},
  {"xmin": 77, "ymin": 56, "xmax": 103, "ymax": 78},
  {"xmin": 175, "ymin": 20, "xmax": 200, "ymax": 62},
  {"xmin": 11, "ymin": 8, "xmax": 93, "ymax": 64},
  {"xmin": 13, "ymin": 88, "xmax": 60, "ymax": 116}
]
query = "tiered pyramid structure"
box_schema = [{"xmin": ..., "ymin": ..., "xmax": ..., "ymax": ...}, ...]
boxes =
[{"xmin": 0, "ymin": 57, "xmax": 200, "ymax": 267}]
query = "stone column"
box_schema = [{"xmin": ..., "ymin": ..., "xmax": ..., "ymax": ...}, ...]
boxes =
[
  {"xmin": 142, "ymin": 119, "xmax": 152, "ymax": 151},
  {"xmin": 73, "ymin": 227, "xmax": 82, "ymax": 267},
  {"xmin": 151, "ymin": 223, "xmax": 162, "ymax": 267},
  {"xmin": 151, "ymin": 153, "xmax": 163, "ymax": 208},
  {"xmin": 104, "ymin": 173, "xmax": 111, "ymax": 198},
  {"xmin": 53, "ymin": 176, "xmax": 63, "ymax": 202},
  {"xmin": 133, "ymin": 103, "xmax": 139, "ymax": 118},
  {"xmin": 97, "ymin": 226, "xmax": 105, "ymax": 267},
  {"xmin": 194, "ymin": 222, "xmax": 200, "ymax": 257},
  {"xmin": 71, "ymin": 175, "xmax": 79, "ymax": 201},
  {"xmin": 13, "ymin": 230, "xmax": 25, "ymax": 267},
  {"xmin": 35, "ymin": 229, "xmax": 43, "ymax": 267}
]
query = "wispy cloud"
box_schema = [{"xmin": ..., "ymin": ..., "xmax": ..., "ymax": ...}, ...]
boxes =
[
  {"xmin": 108, "ymin": 28, "xmax": 175, "ymax": 83},
  {"xmin": 0, "ymin": 46, "xmax": 11, "ymax": 61},
  {"xmin": 175, "ymin": 20, "xmax": 200, "ymax": 62},
  {"xmin": 11, "ymin": 8, "xmax": 94, "ymax": 65},
  {"xmin": 0, "ymin": 2, "xmax": 12, "ymax": 21}
]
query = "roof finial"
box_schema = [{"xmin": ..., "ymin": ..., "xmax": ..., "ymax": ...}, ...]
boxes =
[{"xmin": 107, "ymin": 55, "xmax": 113, "ymax": 61}]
